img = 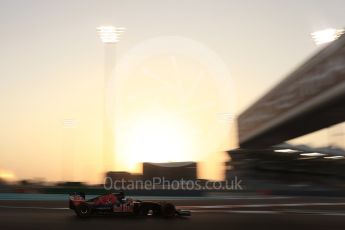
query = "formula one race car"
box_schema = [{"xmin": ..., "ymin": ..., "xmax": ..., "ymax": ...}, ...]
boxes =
[{"xmin": 69, "ymin": 192, "xmax": 191, "ymax": 218}]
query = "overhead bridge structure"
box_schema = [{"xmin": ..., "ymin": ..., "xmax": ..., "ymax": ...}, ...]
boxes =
[{"xmin": 238, "ymin": 34, "xmax": 345, "ymax": 148}]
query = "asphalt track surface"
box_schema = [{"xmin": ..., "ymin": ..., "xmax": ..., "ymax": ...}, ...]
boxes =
[{"xmin": 1, "ymin": 196, "xmax": 345, "ymax": 230}]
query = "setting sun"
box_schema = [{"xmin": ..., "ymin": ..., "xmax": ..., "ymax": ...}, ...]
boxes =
[
  {"xmin": 0, "ymin": 169, "xmax": 16, "ymax": 181},
  {"xmin": 118, "ymin": 114, "xmax": 193, "ymax": 172}
]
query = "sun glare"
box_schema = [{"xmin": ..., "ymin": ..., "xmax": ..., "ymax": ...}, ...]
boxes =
[{"xmin": 109, "ymin": 37, "xmax": 236, "ymax": 179}]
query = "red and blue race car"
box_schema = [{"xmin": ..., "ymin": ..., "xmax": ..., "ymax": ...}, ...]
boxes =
[{"xmin": 69, "ymin": 192, "xmax": 191, "ymax": 218}]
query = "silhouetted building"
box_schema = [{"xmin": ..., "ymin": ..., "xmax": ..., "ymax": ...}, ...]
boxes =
[
  {"xmin": 105, "ymin": 171, "xmax": 142, "ymax": 182},
  {"xmin": 143, "ymin": 162, "xmax": 197, "ymax": 181},
  {"xmin": 56, "ymin": 181, "xmax": 85, "ymax": 187}
]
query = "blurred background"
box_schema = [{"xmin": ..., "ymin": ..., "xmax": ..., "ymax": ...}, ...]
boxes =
[
  {"xmin": 2, "ymin": 1, "xmax": 345, "ymax": 229},
  {"xmin": 1, "ymin": 2, "xmax": 345, "ymax": 229}
]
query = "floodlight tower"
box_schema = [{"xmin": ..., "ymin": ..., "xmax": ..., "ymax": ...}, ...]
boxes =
[{"xmin": 97, "ymin": 26, "xmax": 125, "ymax": 173}]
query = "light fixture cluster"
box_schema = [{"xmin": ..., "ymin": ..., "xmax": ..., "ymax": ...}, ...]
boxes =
[
  {"xmin": 311, "ymin": 28, "xmax": 345, "ymax": 45},
  {"xmin": 97, "ymin": 26, "xmax": 126, "ymax": 44}
]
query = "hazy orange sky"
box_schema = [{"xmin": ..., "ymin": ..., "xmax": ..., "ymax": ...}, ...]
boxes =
[{"xmin": 1, "ymin": 0, "xmax": 345, "ymax": 183}]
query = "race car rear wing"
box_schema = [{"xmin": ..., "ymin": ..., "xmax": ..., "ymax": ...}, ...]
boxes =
[{"xmin": 69, "ymin": 192, "xmax": 85, "ymax": 209}]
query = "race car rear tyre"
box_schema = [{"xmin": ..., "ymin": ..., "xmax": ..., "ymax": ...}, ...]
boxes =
[
  {"xmin": 138, "ymin": 206, "xmax": 149, "ymax": 216},
  {"xmin": 75, "ymin": 204, "xmax": 92, "ymax": 218},
  {"xmin": 161, "ymin": 203, "xmax": 176, "ymax": 217}
]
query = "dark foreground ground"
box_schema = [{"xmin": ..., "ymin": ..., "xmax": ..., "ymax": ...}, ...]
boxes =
[{"xmin": 1, "ymin": 196, "xmax": 345, "ymax": 230}]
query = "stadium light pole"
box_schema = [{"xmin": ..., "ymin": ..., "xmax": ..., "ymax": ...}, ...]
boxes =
[
  {"xmin": 61, "ymin": 119, "xmax": 78, "ymax": 181},
  {"xmin": 97, "ymin": 26, "xmax": 125, "ymax": 174}
]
